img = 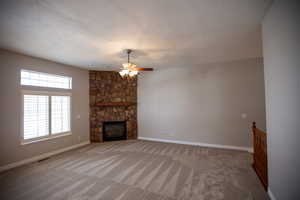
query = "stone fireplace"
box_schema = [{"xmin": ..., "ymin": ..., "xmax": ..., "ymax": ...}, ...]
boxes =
[{"xmin": 89, "ymin": 71, "xmax": 137, "ymax": 142}]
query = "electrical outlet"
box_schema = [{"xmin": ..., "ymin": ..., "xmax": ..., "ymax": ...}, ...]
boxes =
[{"xmin": 78, "ymin": 136, "xmax": 81, "ymax": 142}]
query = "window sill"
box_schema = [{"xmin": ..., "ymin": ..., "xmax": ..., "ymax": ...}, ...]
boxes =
[{"xmin": 21, "ymin": 132, "xmax": 72, "ymax": 145}]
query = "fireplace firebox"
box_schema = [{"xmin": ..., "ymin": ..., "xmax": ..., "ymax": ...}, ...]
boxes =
[{"xmin": 103, "ymin": 121, "xmax": 127, "ymax": 141}]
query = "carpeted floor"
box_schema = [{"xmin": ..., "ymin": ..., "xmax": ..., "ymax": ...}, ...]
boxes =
[{"xmin": 0, "ymin": 140, "xmax": 269, "ymax": 200}]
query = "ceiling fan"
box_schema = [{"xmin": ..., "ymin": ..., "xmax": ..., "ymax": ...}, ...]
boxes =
[{"xmin": 119, "ymin": 49, "xmax": 153, "ymax": 77}]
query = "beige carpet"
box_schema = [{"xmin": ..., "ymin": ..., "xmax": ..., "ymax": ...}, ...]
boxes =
[{"xmin": 0, "ymin": 140, "xmax": 269, "ymax": 200}]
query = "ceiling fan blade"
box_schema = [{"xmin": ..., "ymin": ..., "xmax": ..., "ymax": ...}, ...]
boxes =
[{"xmin": 135, "ymin": 67, "xmax": 154, "ymax": 71}]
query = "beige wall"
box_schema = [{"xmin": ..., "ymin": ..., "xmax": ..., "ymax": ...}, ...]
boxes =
[
  {"xmin": 0, "ymin": 49, "xmax": 89, "ymax": 166},
  {"xmin": 263, "ymin": 0, "xmax": 300, "ymax": 199},
  {"xmin": 138, "ymin": 58, "xmax": 266, "ymax": 148}
]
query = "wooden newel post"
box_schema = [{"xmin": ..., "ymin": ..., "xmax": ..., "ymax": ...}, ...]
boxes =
[
  {"xmin": 251, "ymin": 121, "xmax": 268, "ymax": 190},
  {"xmin": 252, "ymin": 121, "xmax": 256, "ymax": 130},
  {"xmin": 252, "ymin": 121, "xmax": 256, "ymax": 166}
]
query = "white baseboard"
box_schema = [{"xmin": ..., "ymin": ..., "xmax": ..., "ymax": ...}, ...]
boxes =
[
  {"xmin": 138, "ymin": 137, "xmax": 253, "ymax": 153},
  {"xmin": 0, "ymin": 141, "xmax": 90, "ymax": 173},
  {"xmin": 268, "ymin": 188, "xmax": 277, "ymax": 200}
]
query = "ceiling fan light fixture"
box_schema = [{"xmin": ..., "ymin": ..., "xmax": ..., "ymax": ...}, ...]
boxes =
[
  {"xmin": 122, "ymin": 63, "xmax": 129, "ymax": 69},
  {"xmin": 119, "ymin": 69, "xmax": 129, "ymax": 77},
  {"xmin": 119, "ymin": 49, "xmax": 153, "ymax": 77},
  {"xmin": 129, "ymin": 70, "xmax": 138, "ymax": 77},
  {"xmin": 122, "ymin": 62, "xmax": 136, "ymax": 69}
]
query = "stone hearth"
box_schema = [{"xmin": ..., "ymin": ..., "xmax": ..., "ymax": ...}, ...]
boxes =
[{"xmin": 89, "ymin": 71, "xmax": 137, "ymax": 142}]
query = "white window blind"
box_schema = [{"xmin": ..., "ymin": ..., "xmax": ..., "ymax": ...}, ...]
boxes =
[
  {"xmin": 23, "ymin": 95, "xmax": 49, "ymax": 139},
  {"xmin": 21, "ymin": 70, "xmax": 72, "ymax": 89},
  {"xmin": 22, "ymin": 91, "xmax": 71, "ymax": 142},
  {"xmin": 51, "ymin": 96, "xmax": 70, "ymax": 134}
]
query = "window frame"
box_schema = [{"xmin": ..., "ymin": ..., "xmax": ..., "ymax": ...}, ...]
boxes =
[
  {"xmin": 20, "ymin": 69, "xmax": 72, "ymax": 89},
  {"xmin": 20, "ymin": 90, "xmax": 72, "ymax": 145}
]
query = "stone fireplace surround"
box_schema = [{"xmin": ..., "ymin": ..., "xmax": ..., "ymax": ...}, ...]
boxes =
[{"xmin": 89, "ymin": 71, "xmax": 137, "ymax": 142}]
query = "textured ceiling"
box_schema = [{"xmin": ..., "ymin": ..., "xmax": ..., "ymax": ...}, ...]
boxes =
[{"xmin": 0, "ymin": 0, "xmax": 272, "ymax": 70}]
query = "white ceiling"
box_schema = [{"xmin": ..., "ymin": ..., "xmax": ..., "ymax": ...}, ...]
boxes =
[{"xmin": 0, "ymin": 0, "xmax": 272, "ymax": 70}]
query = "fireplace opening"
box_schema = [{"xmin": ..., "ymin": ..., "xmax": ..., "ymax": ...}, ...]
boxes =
[{"xmin": 103, "ymin": 121, "xmax": 127, "ymax": 141}]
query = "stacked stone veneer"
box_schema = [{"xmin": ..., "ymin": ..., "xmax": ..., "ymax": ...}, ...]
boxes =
[{"xmin": 89, "ymin": 71, "xmax": 137, "ymax": 142}]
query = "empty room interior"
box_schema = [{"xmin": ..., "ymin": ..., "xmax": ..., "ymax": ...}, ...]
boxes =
[{"xmin": 0, "ymin": 0, "xmax": 299, "ymax": 200}]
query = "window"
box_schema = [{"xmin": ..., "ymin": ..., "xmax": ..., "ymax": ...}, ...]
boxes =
[
  {"xmin": 22, "ymin": 91, "xmax": 71, "ymax": 143},
  {"xmin": 51, "ymin": 96, "xmax": 70, "ymax": 134},
  {"xmin": 21, "ymin": 69, "xmax": 72, "ymax": 89},
  {"xmin": 23, "ymin": 95, "xmax": 49, "ymax": 139},
  {"xmin": 20, "ymin": 69, "xmax": 72, "ymax": 144}
]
